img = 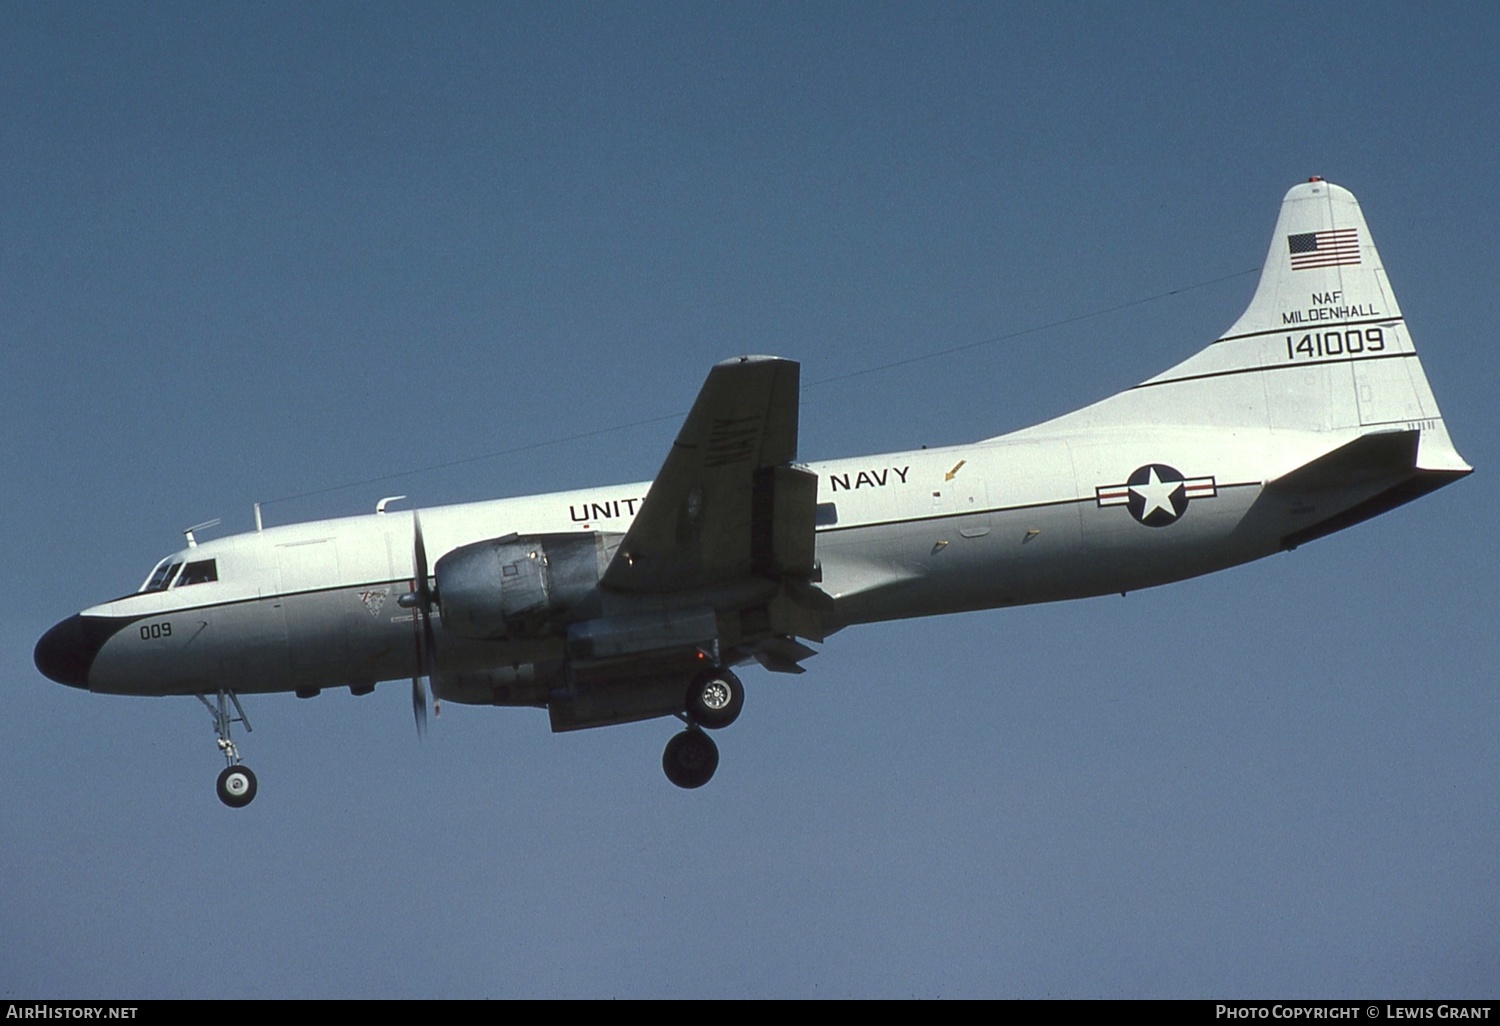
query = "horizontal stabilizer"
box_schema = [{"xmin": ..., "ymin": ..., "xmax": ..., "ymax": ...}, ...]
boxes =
[
  {"xmin": 1266, "ymin": 430, "xmax": 1420, "ymax": 498},
  {"xmin": 1265, "ymin": 429, "xmax": 1469, "ymax": 550}
]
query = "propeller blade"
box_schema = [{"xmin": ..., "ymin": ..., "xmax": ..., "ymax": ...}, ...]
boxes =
[
  {"xmin": 420, "ymin": 597, "xmax": 439, "ymax": 679},
  {"xmin": 412, "ymin": 674, "xmax": 428, "ymax": 737},
  {"xmin": 409, "ymin": 510, "xmax": 437, "ymax": 738},
  {"xmin": 413, "ymin": 510, "xmax": 433, "ymax": 609}
]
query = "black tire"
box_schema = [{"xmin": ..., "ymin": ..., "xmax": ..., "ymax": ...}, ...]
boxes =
[
  {"xmin": 685, "ymin": 668, "xmax": 744, "ymax": 730},
  {"xmin": 216, "ymin": 764, "xmax": 258, "ymax": 808},
  {"xmin": 662, "ymin": 729, "xmax": 719, "ymax": 789}
]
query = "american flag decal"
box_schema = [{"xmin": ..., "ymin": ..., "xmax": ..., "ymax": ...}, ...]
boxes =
[{"xmin": 1287, "ymin": 228, "xmax": 1360, "ymax": 270}]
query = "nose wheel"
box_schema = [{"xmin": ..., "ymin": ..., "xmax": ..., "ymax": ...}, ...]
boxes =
[
  {"xmin": 197, "ymin": 690, "xmax": 257, "ymax": 808},
  {"xmin": 216, "ymin": 764, "xmax": 258, "ymax": 808}
]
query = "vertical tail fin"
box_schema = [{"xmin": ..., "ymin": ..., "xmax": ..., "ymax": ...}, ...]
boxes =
[{"xmin": 1019, "ymin": 179, "xmax": 1469, "ymax": 475}]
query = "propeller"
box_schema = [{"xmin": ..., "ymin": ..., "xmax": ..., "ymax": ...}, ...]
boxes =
[{"xmin": 398, "ymin": 510, "xmax": 440, "ymax": 737}]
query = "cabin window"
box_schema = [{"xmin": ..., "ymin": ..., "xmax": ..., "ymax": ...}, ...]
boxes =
[
  {"xmin": 815, "ymin": 502, "xmax": 839, "ymax": 527},
  {"xmin": 176, "ymin": 560, "xmax": 218, "ymax": 587},
  {"xmin": 141, "ymin": 559, "xmax": 183, "ymax": 593}
]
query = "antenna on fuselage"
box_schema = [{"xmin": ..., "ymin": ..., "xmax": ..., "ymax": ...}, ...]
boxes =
[
  {"xmin": 254, "ymin": 503, "xmax": 263, "ymax": 532},
  {"xmin": 183, "ymin": 519, "xmax": 222, "ymax": 548},
  {"xmin": 376, "ymin": 495, "xmax": 408, "ymax": 514}
]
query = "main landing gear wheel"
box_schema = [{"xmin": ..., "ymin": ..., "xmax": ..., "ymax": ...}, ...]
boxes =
[
  {"xmin": 685, "ymin": 668, "xmax": 744, "ymax": 730},
  {"xmin": 216, "ymin": 764, "xmax": 258, "ymax": 808},
  {"xmin": 662, "ymin": 728, "xmax": 719, "ymax": 789}
]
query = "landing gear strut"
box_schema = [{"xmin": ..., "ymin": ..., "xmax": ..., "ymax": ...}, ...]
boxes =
[
  {"xmin": 197, "ymin": 690, "xmax": 257, "ymax": 808},
  {"xmin": 662, "ymin": 667, "xmax": 745, "ymax": 789}
]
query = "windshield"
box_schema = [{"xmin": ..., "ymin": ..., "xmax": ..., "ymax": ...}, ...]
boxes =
[{"xmin": 141, "ymin": 558, "xmax": 183, "ymax": 593}]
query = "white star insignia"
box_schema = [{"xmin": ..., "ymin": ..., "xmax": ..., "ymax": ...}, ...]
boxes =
[{"xmin": 1129, "ymin": 466, "xmax": 1181, "ymax": 520}]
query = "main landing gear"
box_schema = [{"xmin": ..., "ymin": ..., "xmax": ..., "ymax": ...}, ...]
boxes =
[
  {"xmin": 197, "ymin": 690, "xmax": 257, "ymax": 808},
  {"xmin": 662, "ymin": 668, "xmax": 744, "ymax": 789}
]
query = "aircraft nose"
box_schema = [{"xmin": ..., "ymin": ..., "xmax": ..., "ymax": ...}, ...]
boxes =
[{"xmin": 34, "ymin": 614, "xmax": 114, "ymax": 689}]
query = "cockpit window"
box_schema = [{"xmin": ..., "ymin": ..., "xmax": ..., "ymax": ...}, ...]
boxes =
[
  {"xmin": 141, "ymin": 559, "xmax": 183, "ymax": 593},
  {"xmin": 175, "ymin": 560, "xmax": 218, "ymax": 587}
]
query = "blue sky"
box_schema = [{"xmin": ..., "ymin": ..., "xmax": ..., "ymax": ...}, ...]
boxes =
[{"xmin": 3, "ymin": 2, "xmax": 1497, "ymax": 997}]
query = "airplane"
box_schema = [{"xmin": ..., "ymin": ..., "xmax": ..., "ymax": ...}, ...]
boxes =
[{"xmin": 35, "ymin": 178, "xmax": 1471, "ymax": 806}]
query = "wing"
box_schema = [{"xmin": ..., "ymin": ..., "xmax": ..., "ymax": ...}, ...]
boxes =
[{"xmin": 602, "ymin": 355, "xmax": 817, "ymax": 597}]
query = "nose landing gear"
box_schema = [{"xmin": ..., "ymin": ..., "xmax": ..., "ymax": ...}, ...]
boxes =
[{"xmin": 197, "ymin": 690, "xmax": 257, "ymax": 808}]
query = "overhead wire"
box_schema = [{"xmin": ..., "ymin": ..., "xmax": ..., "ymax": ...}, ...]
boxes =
[{"xmin": 259, "ymin": 266, "xmax": 1258, "ymax": 509}]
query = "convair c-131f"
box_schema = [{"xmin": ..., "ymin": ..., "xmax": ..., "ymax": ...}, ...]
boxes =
[{"xmin": 35, "ymin": 180, "xmax": 1470, "ymax": 806}]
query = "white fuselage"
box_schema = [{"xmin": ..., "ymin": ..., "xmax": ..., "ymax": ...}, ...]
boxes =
[{"xmin": 66, "ymin": 421, "xmax": 1359, "ymax": 703}]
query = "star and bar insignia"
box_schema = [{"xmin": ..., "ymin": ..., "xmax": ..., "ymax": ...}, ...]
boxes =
[{"xmin": 1096, "ymin": 464, "xmax": 1217, "ymax": 527}]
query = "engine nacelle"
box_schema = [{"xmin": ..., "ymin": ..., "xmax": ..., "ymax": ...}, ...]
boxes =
[{"xmin": 435, "ymin": 532, "xmax": 607, "ymax": 639}]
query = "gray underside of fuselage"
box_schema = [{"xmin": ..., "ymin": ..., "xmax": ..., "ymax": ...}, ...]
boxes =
[{"xmin": 819, "ymin": 482, "xmax": 1272, "ymax": 627}]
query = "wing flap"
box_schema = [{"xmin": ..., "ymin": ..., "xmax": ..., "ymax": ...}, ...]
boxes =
[{"xmin": 748, "ymin": 635, "xmax": 819, "ymax": 675}]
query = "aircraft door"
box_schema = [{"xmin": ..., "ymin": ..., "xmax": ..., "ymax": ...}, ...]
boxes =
[
  {"xmin": 274, "ymin": 539, "xmax": 352, "ymax": 688},
  {"xmin": 214, "ymin": 599, "xmax": 291, "ymax": 692}
]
